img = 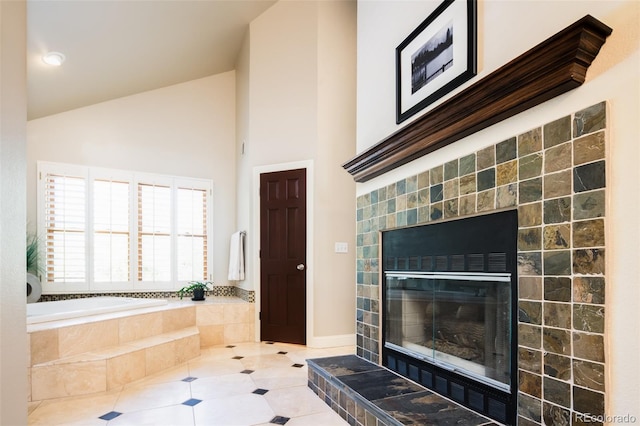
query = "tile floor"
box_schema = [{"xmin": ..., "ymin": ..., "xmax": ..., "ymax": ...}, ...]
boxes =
[{"xmin": 28, "ymin": 342, "xmax": 354, "ymax": 426}]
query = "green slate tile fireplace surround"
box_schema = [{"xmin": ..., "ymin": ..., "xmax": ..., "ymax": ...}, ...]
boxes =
[{"xmin": 355, "ymin": 102, "xmax": 607, "ymax": 425}]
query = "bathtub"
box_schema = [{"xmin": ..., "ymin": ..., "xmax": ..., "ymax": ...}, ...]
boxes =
[{"xmin": 26, "ymin": 296, "xmax": 168, "ymax": 324}]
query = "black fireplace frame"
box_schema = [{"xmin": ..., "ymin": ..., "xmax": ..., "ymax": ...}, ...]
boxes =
[{"xmin": 381, "ymin": 209, "xmax": 518, "ymax": 424}]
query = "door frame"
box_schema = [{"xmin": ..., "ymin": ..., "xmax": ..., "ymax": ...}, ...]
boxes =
[{"xmin": 252, "ymin": 160, "xmax": 315, "ymax": 345}]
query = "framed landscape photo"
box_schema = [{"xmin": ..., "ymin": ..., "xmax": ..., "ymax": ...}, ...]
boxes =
[{"xmin": 396, "ymin": 0, "xmax": 477, "ymax": 124}]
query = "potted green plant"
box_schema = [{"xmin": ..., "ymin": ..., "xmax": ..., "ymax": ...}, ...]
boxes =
[{"xmin": 177, "ymin": 281, "xmax": 213, "ymax": 301}]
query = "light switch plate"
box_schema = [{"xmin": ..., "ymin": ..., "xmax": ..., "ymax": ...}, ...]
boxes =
[{"xmin": 335, "ymin": 242, "xmax": 348, "ymax": 253}]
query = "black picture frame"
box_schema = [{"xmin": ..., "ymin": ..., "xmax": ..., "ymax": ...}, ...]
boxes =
[{"xmin": 396, "ymin": 0, "xmax": 477, "ymax": 124}]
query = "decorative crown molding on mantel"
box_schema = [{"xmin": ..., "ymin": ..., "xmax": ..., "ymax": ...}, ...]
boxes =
[{"xmin": 343, "ymin": 15, "xmax": 612, "ymax": 183}]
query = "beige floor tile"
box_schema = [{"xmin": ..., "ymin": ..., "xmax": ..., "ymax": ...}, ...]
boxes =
[
  {"xmin": 263, "ymin": 385, "xmax": 333, "ymax": 418},
  {"xmin": 190, "ymin": 373, "xmax": 256, "ymax": 400},
  {"xmin": 239, "ymin": 353, "xmax": 296, "ymax": 370},
  {"xmin": 231, "ymin": 342, "xmax": 289, "ymax": 357},
  {"xmin": 28, "ymin": 391, "xmax": 119, "ymax": 425},
  {"xmin": 193, "ymin": 394, "xmax": 274, "ymax": 426},
  {"xmin": 250, "ymin": 366, "xmax": 307, "ymax": 390},
  {"xmin": 114, "ymin": 381, "xmax": 191, "ymax": 413},
  {"xmin": 27, "ymin": 342, "xmax": 352, "ymax": 426},
  {"xmin": 187, "ymin": 357, "xmax": 244, "ymax": 378},
  {"xmin": 126, "ymin": 363, "xmax": 190, "ymax": 387},
  {"xmin": 197, "ymin": 345, "xmax": 236, "ymax": 360},
  {"xmin": 109, "ymin": 404, "xmax": 195, "ymax": 426}
]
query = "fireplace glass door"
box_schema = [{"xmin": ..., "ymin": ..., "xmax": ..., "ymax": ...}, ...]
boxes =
[{"xmin": 385, "ymin": 271, "xmax": 511, "ymax": 391}]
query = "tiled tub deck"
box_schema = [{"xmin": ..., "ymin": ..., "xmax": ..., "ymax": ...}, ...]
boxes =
[
  {"xmin": 28, "ymin": 297, "xmax": 254, "ymax": 402},
  {"xmin": 308, "ymin": 354, "xmax": 498, "ymax": 426}
]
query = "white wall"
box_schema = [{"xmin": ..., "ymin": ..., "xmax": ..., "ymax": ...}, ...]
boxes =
[
  {"xmin": 27, "ymin": 73, "xmax": 237, "ymax": 288},
  {"xmin": 356, "ymin": 0, "xmax": 640, "ymax": 419},
  {"xmin": 236, "ymin": 0, "xmax": 357, "ymax": 345},
  {"xmin": 0, "ymin": 0, "xmax": 28, "ymax": 423}
]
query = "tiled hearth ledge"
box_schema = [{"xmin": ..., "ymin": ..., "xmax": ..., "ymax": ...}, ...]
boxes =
[{"xmin": 308, "ymin": 355, "xmax": 498, "ymax": 426}]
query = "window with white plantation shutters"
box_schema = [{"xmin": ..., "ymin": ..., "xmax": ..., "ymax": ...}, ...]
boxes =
[
  {"xmin": 44, "ymin": 173, "xmax": 86, "ymax": 283},
  {"xmin": 177, "ymin": 187, "xmax": 208, "ymax": 281},
  {"xmin": 38, "ymin": 162, "xmax": 212, "ymax": 293},
  {"xmin": 138, "ymin": 183, "xmax": 172, "ymax": 282},
  {"xmin": 93, "ymin": 179, "xmax": 130, "ymax": 282}
]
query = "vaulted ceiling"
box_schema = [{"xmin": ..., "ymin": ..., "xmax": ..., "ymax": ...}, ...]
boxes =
[{"xmin": 27, "ymin": 0, "xmax": 277, "ymax": 120}]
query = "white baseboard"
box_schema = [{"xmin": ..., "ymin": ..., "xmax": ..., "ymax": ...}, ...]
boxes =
[{"xmin": 306, "ymin": 333, "xmax": 355, "ymax": 349}]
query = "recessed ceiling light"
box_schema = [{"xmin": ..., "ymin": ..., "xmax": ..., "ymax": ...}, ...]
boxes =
[{"xmin": 42, "ymin": 52, "xmax": 65, "ymax": 66}]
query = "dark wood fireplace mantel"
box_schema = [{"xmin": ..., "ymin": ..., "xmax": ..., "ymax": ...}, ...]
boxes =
[{"xmin": 343, "ymin": 15, "xmax": 612, "ymax": 183}]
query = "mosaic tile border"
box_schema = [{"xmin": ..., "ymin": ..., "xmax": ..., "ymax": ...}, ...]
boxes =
[
  {"xmin": 355, "ymin": 102, "xmax": 607, "ymax": 425},
  {"xmin": 39, "ymin": 286, "xmax": 255, "ymax": 303}
]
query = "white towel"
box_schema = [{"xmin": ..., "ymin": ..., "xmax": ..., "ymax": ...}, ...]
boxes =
[{"xmin": 227, "ymin": 231, "xmax": 245, "ymax": 281}]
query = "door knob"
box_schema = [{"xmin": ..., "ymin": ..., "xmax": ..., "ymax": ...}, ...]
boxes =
[{"xmin": 297, "ymin": 264, "xmax": 305, "ymax": 271}]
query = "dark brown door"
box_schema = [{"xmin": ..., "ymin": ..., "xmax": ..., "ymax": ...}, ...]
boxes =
[{"xmin": 260, "ymin": 168, "xmax": 307, "ymax": 344}]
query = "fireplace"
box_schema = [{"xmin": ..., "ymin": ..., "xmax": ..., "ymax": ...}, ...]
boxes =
[{"xmin": 382, "ymin": 209, "xmax": 518, "ymax": 424}]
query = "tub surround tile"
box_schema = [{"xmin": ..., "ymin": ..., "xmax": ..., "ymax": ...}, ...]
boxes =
[
  {"xmin": 106, "ymin": 349, "xmax": 146, "ymax": 390},
  {"xmin": 28, "ymin": 301, "xmax": 256, "ymax": 401},
  {"xmin": 118, "ymin": 312, "xmax": 163, "ymax": 343},
  {"xmin": 30, "ymin": 329, "xmax": 59, "ymax": 366},
  {"xmin": 38, "ymin": 286, "xmax": 256, "ymax": 303},
  {"xmin": 162, "ymin": 306, "xmax": 196, "ymax": 333},
  {"xmin": 32, "ymin": 360, "xmax": 107, "ymax": 400},
  {"xmin": 58, "ymin": 319, "xmax": 120, "ymax": 358}
]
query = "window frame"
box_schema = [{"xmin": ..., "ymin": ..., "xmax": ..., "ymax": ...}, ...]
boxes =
[{"xmin": 37, "ymin": 161, "xmax": 213, "ymax": 293}]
